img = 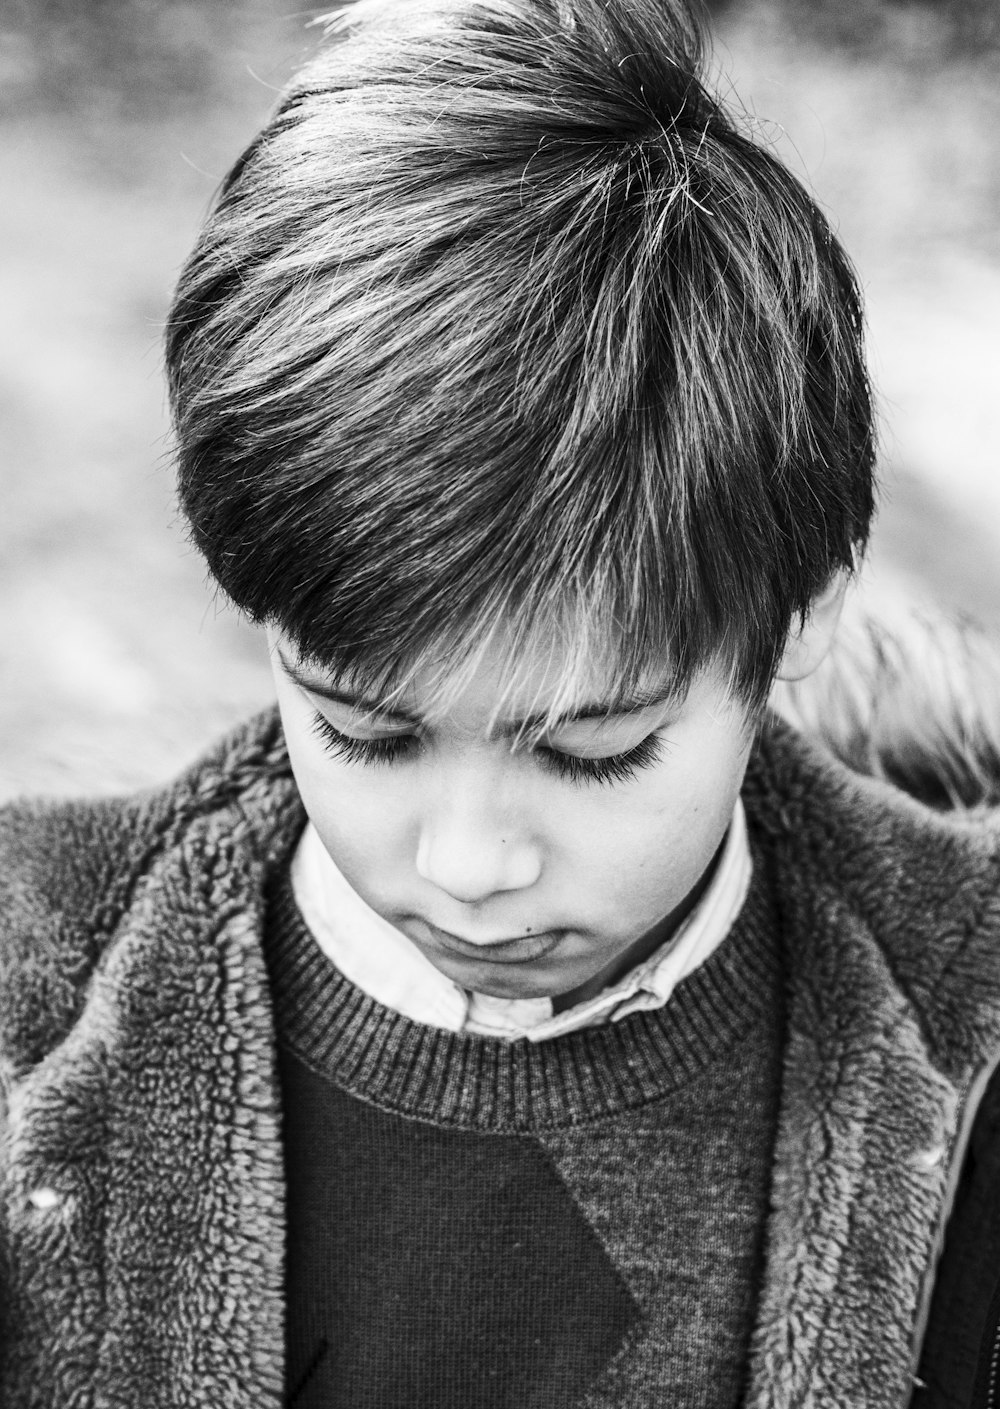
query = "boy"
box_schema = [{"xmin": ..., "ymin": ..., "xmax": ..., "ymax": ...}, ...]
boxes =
[{"xmin": 2, "ymin": 0, "xmax": 1000, "ymax": 1405}]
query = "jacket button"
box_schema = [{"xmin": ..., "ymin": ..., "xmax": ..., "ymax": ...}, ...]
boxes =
[
  {"xmin": 911, "ymin": 1144, "xmax": 945, "ymax": 1171},
  {"xmin": 27, "ymin": 1187, "xmax": 61, "ymax": 1210}
]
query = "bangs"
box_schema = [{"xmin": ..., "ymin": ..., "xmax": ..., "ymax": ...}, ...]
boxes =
[{"xmin": 275, "ymin": 545, "xmax": 744, "ymax": 740}]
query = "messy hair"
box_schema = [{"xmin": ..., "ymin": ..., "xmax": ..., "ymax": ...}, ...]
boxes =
[{"xmin": 166, "ymin": 0, "xmax": 876, "ymax": 719}]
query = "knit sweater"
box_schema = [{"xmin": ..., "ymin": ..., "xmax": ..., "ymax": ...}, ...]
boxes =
[
  {"xmin": 265, "ymin": 860, "xmax": 785, "ymax": 1408},
  {"xmin": 3, "ymin": 710, "xmax": 1000, "ymax": 1408}
]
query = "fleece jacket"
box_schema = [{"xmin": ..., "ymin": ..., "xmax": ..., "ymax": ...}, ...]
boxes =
[{"xmin": 2, "ymin": 710, "xmax": 1000, "ymax": 1407}]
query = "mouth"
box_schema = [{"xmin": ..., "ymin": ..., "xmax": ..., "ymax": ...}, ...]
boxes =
[{"xmin": 418, "ymin": 920, "xmax": 563, "ymax": 965}]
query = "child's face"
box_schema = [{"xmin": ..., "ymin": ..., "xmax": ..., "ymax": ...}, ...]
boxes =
[{"xmin": 269, "ymin": 628, "xmax": 756, "ymax": 1005}]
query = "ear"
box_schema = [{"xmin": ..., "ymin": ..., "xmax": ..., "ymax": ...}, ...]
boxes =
[{"xmin": 777, "ymin": 573, "xmax": 849, "ymax": 683}]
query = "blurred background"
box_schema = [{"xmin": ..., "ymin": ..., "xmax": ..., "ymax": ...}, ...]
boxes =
[{"xmin": 1, "ymin": 0, "xmax": 998, "ymax": 798}]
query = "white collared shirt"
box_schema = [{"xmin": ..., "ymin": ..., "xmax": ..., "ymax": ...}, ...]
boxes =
[{"xmin": 290, "ymin": 803, "xmax": 752, "ymax": 1043}]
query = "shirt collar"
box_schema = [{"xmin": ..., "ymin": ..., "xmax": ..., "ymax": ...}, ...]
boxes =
[{"xmin": 291, "ymin": 802, "xmax": 751, "ymax": 1043}]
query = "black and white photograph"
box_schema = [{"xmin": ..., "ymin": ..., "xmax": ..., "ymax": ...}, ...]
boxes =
[{"xmin": 1, "ymin": 0, "xmax": 999, "ymax": 1403}]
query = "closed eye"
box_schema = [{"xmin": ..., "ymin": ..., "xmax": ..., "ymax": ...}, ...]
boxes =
[
  {"xmin": 536, "ymin": 733, "xmax": 665, "ymax": 785},
  {"xmin": 310, "ymin": 712, "xmax": 419, "ymax": 765},
  {"xmin": 309, "ymin": 711, "xmax": 665, "ymax": 786}
]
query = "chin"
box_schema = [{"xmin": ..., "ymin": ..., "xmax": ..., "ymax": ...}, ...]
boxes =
[
  {"xmin": 470, "ymin": 975, "xmax": 557, "ymax": 1000},
  {"xmin": 432, "ymin": 955, "xmax": 578, "ymax": 1001}
]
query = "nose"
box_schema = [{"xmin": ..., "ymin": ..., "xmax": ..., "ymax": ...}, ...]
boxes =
[{"xmin": 415, "ymin": 776, "xmax": 542, "ymax": 904}]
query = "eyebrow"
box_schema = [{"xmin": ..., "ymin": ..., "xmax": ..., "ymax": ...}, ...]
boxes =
[
  {"xmin": 280, "ymin": 654, "xmax": 422, "ymax": 724},
  {"xmin": 277, "ymin": 651, "xmax": 683, "ymax": 732}
]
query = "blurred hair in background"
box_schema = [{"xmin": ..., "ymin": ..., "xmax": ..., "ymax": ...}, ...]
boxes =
[{"xmin": 1, "ymin": 0, "xmax": 998, "ymax": 797}]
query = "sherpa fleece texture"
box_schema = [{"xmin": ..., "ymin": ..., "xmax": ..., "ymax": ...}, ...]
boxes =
[{"xmin": 2, "ymin": 710, "xmax": 1000, "ymax": 1408}]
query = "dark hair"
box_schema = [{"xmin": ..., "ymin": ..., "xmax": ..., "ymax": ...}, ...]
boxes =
[{"xmin": 166, "ymin": 0, "xmax": 876, "ymax": 717}]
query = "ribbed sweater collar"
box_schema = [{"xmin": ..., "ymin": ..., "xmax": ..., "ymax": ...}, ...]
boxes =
[{"xmin": 264, "ymin": 824, "xmax": 784, "ymax": 1133}]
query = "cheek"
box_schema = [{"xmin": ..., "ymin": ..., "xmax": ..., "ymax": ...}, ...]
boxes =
[
  {"xmin": 278, "ymin": 695, "xmax": 410, "ymax": 885},
  {"xmin": 588, "ymin": 745, "xmax": 748, "ymax": 907},
  {"xmin": 590, "ymin": 804, "xmax": 700, "ymax": 905},
  {"xmin": 302, "ymin": 769, "xmax": 394, "ymax": 871},
  {"xmin": 648, "ymin": 755, "xmax": 741, "ymax": 837}
]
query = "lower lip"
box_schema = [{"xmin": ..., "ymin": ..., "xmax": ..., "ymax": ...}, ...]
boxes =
[{"xmin": 421, "ymin": 923, "xmax": 563, "ymax": 965}]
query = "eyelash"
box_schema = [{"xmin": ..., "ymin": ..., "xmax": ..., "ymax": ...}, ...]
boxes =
[{"xmin": 309, "ymin": 711, "xmax": 665, "ymax": 787}]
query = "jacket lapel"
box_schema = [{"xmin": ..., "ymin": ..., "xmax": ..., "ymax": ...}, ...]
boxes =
[
  {"xmin": 744, "ymin": 883, "xmax": 965, "ymax": 1408},
  {"xmin": 2, "ymin": 802, "xmax": 293, "ymax": 1406},
  {"xmin": 743, "ymin": 722, "xmax": 1000, "ymax": 1408}
]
